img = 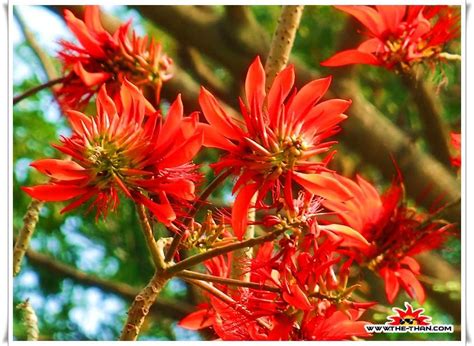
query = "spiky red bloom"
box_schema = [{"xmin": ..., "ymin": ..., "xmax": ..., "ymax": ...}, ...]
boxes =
[
  {"xmin": 22, "ymin": 81, "xmax": 202, "ymax": 224},
  {"xmin": 57, "ymin": 6, "xmax": 173, "ymax": 110},
  {"xmin": 321, "ymin": 5, "xmax": 459, "ymax": 70},
  {"xmin": 199, "ymin": 56, "xmax": 352, "ymax": 239},
  {"xmin": 450, "ymin": 132, "xmax": 461, "ymax": 168},
  {"xmin": 323, "ymin": 174, "xmax": 453, "ymax": 304},
  {"xmin": 179, "ymin": 235, "xmax": 372, "ymax": 340}
]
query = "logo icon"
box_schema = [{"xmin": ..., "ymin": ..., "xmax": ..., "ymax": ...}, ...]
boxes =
[
  {"xmin": 364, "ymin": 302, "xmax": 453, "ymax": 334},
  {"xmin": 386, "ymin": 302, "xmax": 431, "ymax": 326}
]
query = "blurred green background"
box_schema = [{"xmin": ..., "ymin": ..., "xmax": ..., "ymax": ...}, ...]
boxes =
[{"xmin": 12, "ymin": 5, "xmax": 461, "ymax": 341}]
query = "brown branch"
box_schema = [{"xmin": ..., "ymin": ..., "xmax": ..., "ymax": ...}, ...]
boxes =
[
  {"xmin": 264, "ymin": 5, "xmax": 304, "ymax": 91},
  {"xmin": 13, "ymin": 77, "xmax": 66, "ymax": 105},
  {"xmin": 119, "ymin": 271, "xmax": 170, "ymax": 340},
  {"xmin": 400, "ymin": 69, "xmax": 452, "ymax": 167},
  {"xmin": 136, "ymin": 204, "xmax": 166, "ymax": 269},
  {"xmin": 178, "ymin": 46, "xmax": 230, "ymax": 101},
  {"xmin": 23, "ymin": 247, "xmax": 193, "ymax": 319},
  {"xmin": 334, "ymin": 78, "xmax": 460, "ymax": 225},
  {"xmin": 13, "ymin": 200, "xmax": 43, "ymax": 276},
  {"xmin": 165, "ymin": 228, "xmax": 286, "ymax": 276},
  {"xmin": 178, "ymin": 270, "xmax": 280, "ymax": 292}
]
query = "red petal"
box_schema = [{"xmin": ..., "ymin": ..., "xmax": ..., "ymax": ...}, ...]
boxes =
[
  {"xmin": 21, "ymin": 184, "xmax": 87, "ymax": 201},
  {"xmin": 380, "ymin": 267, "xmax": 399, "ymax": 303},
  {"xmin": 304, "ymin": 99, "xmax": 351, "ymax": 133},
  {"xmin": 64, "ymin": 9, "xmax": 106, "ymax": 58},
  {"xmin": 198, "ymin": 123, "xmax": 238, "ymax": 151},
  {"xmin": 199, "ymin": 87, "xmax": 242, "ymax": 141},
  {"xmin": 30, "ymin": 159, "xmax": 88, "ymax": 181},
  {"xmin": 293, "ymin": 172, "xmax": 352, "ymax": 202},
  {"xmin": 358, "ymin": 38, "xmax": 384, "ymax": 53},
  {"xmin": 231, "ymin": 183, "xmax": 258, "ymax": 240},
  {"xmin": 400, "ymin": 256, "xmax": 421, "ymax": 274},
  {"xmin": 161, "ymin": 132, "xmax": 203, "ymax": 167},
  {"xmin": 84, "ymin": 5, "xmax": 105, "ymax": 33},
  {"xmin": 138, "ymin": 195, "xmax": 176, "ymax": 226},
  {"xmin": 376, "ymin": 6, "xmax": 406, "ymax": 33},
  {"xmin": 73, "ymin": 62, "xmax": 111, "ymax": 87},
  {"xmin": 156, "ymin": 94, "xmax": 183, "ymax": 148},
  {"xmin": 335, "ymin": 6, "xmax": 386, "ymax": 36},
  {"xmin": 321, "ymin": 49, "xmax": 380, "ymax": 67},
  {"xmin": 159, "ymin": 180, "xmax": 195, "ymax": 201},
  {"xmin": 267, "ymin": 65, "xmax": 295, "ymax": 121},
  {"xmin": 96, "ymin": 85, "xmax": 117, "ymax": 121},
  {"xmin": 288, "ymin": 76, "xmax": 332, "ymax": 122},
  {"xmin": 178, "ymin": 309, "xmax": 214, "ymax": 330},
  {"xmin": 319, "ymin": 224, "xmax": 370, "ymax": 250},
  {"xmin": 396, "ymin": 268, "xmax": 426, "ymax": 304},
  {"xmin": 282, "ymin": 283, "xmax": 312, "ymax": 310},
  {"xmin": 245, "ymin": 56, "xmax": 266, "ymax": 111},
  {"xmin": 64, "ymin": 109, "xmax": 92, "ymax": 135}
]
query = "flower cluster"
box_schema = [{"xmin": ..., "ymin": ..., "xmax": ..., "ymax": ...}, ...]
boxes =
[
  {"xmin": 322, "ymin": 173, "xmax": 453, "ymax": 304},
  {"xmin": 321, "ymin": 5, "xmax": 459, "ymax": 70},
  {"xmin": 199, "ymin": 57, "xmax": 352, "ymax": 239},
  {"xmin": 23, "ymin": 81, "xmax": 202, "ymax": 224},
  {"xmin": 57, "ymin": 6, "xmax": 173, "ymax": 110},
  {"xmin": 179, "ymin": 198, "xmax": 373, "ymax": 340}
]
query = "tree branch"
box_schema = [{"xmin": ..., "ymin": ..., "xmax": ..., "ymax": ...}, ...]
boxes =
[
  {"xmin": 400, "ymin": 69, "xmax": 452, "ymax": 167},
  {"xmin": 264, "ymin": 5, "xmax": 304, "ymax": 91},
  {"xmin": 119, "ymin": 271, "xmax": 170, "ymax": 340},
  {"xmin": 23, "ymin": 247, "xmax": 193, "ymax": 319},
  {"xmin": 13, "ymin": 200, "xmax": 43, "ymax": 277},
  {"xmin": 165, "ymin": 228, "xmax": 285, "ymax": 276}
]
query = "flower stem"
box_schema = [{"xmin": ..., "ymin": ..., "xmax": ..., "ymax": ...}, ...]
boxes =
[
  {"xmin": 119, "ymin": 270, "xmax": 170, "ymax": 341},
  {"xmin": 177, "ymin": 270, "xmax": 280, "ymax": 292},
  {"xmin": 136, "ymin": 203, "xmax": 165, "ymax": 269},
  {"xmin": 165, "ymin": 169, "xmax": 232, "ymax": 262},
  {"xmin": 13, "ymin": 199, "xmax": 43, "ymax": 277},
  {"xmin": 13, "ymin": 77, "xmax": 66, "ymax": 105},
  {"xmin": 165, "ymin": 228, "xmax": 286, "ymax": 276},
  {"xmin": 264, "ymin": 5, "xmax": 304, "ymax": 91}
]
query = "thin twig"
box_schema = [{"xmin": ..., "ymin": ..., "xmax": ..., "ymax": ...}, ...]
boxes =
[
  {"xmin": 165, "ymin": 228, "xmax": 286, "ymax": 276},
  {"xmin": 13, "ymin": 77, "xmax": 66, "ymax": 105},
  {"xmin": 136, "ymin": 204, "xmax": 165, "ymax": 270},
  {"xmin": 178, "ymin": 270, "xmax": 280, "ymax": 292}
]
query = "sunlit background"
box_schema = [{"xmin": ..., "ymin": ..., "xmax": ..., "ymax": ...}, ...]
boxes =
[{"xmin": 12, "ymin": 5, "xmax": 461, "ymax": 341}]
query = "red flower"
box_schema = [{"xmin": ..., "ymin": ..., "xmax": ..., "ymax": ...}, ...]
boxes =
[
  {"xmin": 57, "ymin": 6, "xmax": 173, "ymax": 110},
  {"xmin": 22, "ymin": 81, "xmax": 202, "ymax": 224},
  {"xmin": 321, "ymin": 6, "xmax": 459, "ymax": 70},
  {"xmin": 199, "ymin": 56, "xmax": 353, "ymax": 239},
  {"xmin": 180, "ymin": 233, "xmax": 372, "ymax": 340},
  {"xmin": 323, "ymin": 173, "xmax": 453, "ymax": 304},
  {"xmin": 450, "ymin": 132, "xmax": 461, "ymax": 168}
]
